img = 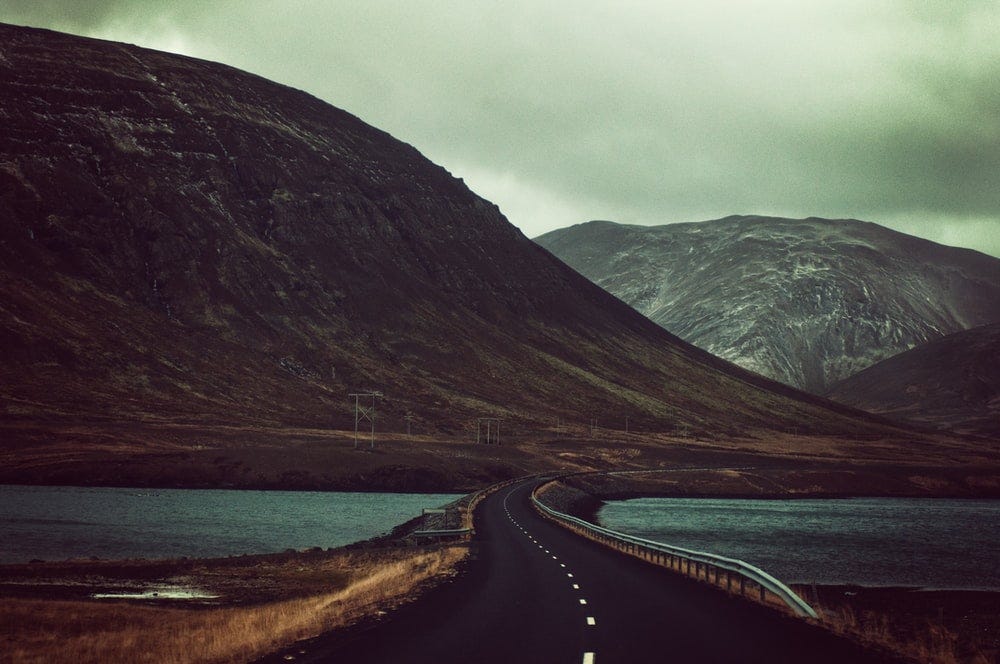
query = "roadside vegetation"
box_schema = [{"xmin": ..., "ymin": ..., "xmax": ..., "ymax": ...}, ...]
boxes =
[
  {"xmin": 1, "ymin": 545, "xmax": 465, "ymax": 664},
  {"xmin": 809, "ymin": 589, "xmax": 998, "ymax": 664}
]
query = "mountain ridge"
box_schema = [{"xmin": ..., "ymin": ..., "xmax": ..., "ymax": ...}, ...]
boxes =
[
  {"xmin": 0, "ymin": 23, "xmax": 893, "ymax": 446},
  {"xmin": 536, "ymin": 216, "xmax": 1000, "ymax": 393},
  {"xmin": 826, "ymin": 323, "xmax": 1000, "ymax": 437},
  {"xmin": 4, "ymin": 24, "xmax": 997, "ymax": 494}
]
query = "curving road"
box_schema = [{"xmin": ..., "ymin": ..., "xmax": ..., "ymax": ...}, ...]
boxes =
[{"xmin": 262, "ymin": 480, "xmax": 894, "ymax": 663}]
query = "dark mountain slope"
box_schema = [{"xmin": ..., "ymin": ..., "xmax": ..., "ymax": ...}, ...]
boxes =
[
  {"xmin": 0, "ymin": 24, "xmax": 895, "ymax": 456},
  {"xmin": 826, "ymin": 324, "xmax": 1000, "ymax": 437},
  {"xmin": 536, "ymin": 217, "xmax": 1000, "ymax": 393}
]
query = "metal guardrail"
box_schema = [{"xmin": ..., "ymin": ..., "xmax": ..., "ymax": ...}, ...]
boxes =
[
  {"xmin": 409, "ymin": 475, "xmax": 530, "ymax": 540},
  {"xmin": 409, "ymin": 527, "xmax": 473, "ymax": 538},
  {"xmin": 531, "ymin": 486, "xmax": 818, "ymax": 619}
]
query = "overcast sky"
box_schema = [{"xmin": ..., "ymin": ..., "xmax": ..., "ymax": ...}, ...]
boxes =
[{"xmin": 4, "ymin": 1, "xmax": 999, "ymax": 256}]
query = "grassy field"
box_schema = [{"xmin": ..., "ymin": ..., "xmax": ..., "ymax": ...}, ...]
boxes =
[
  {"xmin": 3, "ymin": 420, "xmax": 998, "ymax": 497},
  {"xmin": 1, "ymin": 545, "xmax": 465, "ymax": 664}
]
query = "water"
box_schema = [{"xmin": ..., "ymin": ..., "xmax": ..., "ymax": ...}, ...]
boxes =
[
  {"xmin": 0, "ymin": 485, "xmax": 460, "ymax": 563},
  {"xmin": 598, "ymin": 497, "xmax": 1000, "ymax": 590}
]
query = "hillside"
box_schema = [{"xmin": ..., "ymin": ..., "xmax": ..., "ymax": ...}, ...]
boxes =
[
  {"xmin": 826, "ymin": 324, "xmax": 1000, "ymax": 437},
  {"xmin": 536, "ymin": 217, "xmax": 1000, "ymax": 393},
  {"xmin": 0, "ymin": 25, "xmax": 956, "ymax": 490}
]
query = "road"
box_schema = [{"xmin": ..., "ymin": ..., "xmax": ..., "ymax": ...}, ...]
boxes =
[{"xmin": 261, "ymin": 480, "xmax": 894, "ymax": 663}]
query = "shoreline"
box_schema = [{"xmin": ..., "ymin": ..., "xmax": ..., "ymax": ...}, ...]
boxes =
[
  {"xmin": 0, "ymin": 479, "xmax": 483, "ymax": 495},
  {"xmin": 10, "ymin": 479, "xmax": 1000, "ymax": 499},
  {"xmin": 5, "ymin": 479, "xmax": 999, "ymax": 662}
]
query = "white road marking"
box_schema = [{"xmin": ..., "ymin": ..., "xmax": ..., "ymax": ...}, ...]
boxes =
[
  {"xmin": 560, "ymin": 563, "xmax": 566, "ymax": 568},
  {"xmin": 567, "ymin": 573, "xmax": 573, "ymax": 578},
  {"xmin": 572, "ymin": 584, "xmax": 579, "ymax": 589},
  {"xmin": 579, "ymin": 598, "xmax": 587, "ymax": 605},
  {"xmin": 587, "ymin": 617, "xmax": 596, "ymax": 626},
  {"xmin": 552, "ymin": 556, "xmax": 558, "ymax": 560},
  {"xmin": 583, "ymin": 653, "xmax": 595, "ymax": 664}
]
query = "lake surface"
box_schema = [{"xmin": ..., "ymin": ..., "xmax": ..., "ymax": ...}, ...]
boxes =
[
  {"xmin": 598, "ymin": 497, "xmax": 1000, "ymax": 590},
  {"xmin": 0, "ymin": 485, "xmax": 460, "ymax": 563}
]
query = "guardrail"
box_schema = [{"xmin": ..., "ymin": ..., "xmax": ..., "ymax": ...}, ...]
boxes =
[
  {"xmin": 409, "ymin": 475, "xmax": 538, "ymax": 540},
  {"xmin": 409, "ymin": 527, "xmax": 473, "ymax": 539},
  {"xmin": 531, "ymin": 484, "xmax": 818, "ymax": 619}
]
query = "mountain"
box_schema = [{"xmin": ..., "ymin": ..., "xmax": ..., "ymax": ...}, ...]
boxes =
[
  {"xmin": 825, "ymin": 324, "xmax": 1000, "ymax": 437},
  {"xmin": 535, "ymin": 217, "xmax": 1000, "ymax": 393},
  {"xmin": 0, "ymin": 23, "xmax": 897, "ymax": 450}
]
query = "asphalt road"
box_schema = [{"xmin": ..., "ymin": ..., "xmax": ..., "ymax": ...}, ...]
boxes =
[{"xmin": 262, "ymin": 480, "xmax": 895, "ymax": 663}]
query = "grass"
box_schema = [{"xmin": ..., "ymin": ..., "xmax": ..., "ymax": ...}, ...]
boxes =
[
  {"xmin": 1, "ymin": 546, "xmax": 465, "ymax": 664},
  {"xmin": 814, "ymin": 601, "xmax": 991, "ymax": 664}
]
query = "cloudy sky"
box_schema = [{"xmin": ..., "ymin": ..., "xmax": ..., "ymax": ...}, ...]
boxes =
[{"xmin": 4, "ymin": 1, "xmax": 999, "ymax": 256}]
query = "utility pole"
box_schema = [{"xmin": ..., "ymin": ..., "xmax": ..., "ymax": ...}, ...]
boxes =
[
  {"xmin": 405, "ymin": 413, "xmax": 415, "ymax": 436},
  {"xmin": 476, "ymin": 418, "xmax": 501, "ymax": 445},
  {"xmin": 349, "ymin": 391, "xmax": 382, "ymax": 450},
  {"xmin": 590, "ymin": 417, "xmax": 597, "ymax": 438}
]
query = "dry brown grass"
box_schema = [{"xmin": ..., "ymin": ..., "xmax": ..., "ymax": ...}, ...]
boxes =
[
  {"xmin": 816, "ymin": 602, "xmax": 991, "ymax": 664},
  {"xmin": 2, "ymin": 546, "xmax": 465, "ymax": 664}
]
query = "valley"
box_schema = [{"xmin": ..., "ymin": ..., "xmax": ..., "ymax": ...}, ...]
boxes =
[{"xmin": 2, "ymin": 20, "xmax": 999, "ymax": 664}]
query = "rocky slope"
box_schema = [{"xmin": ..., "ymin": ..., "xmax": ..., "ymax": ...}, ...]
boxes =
[
  {"xmin": 0, "ymin": 23, "xmax": 905, "ymax": 455},
  {"xmin": 536, "ymin": 217, "xmax": 1000, "ymax": 393},
  {"xmin": 826, "ymin": 324, "xmax": 1000, "ymax": 437}
]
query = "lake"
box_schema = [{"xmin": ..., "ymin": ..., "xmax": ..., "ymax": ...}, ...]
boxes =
[
  {"xmin": 598, "ymin": 497, "xmax": 1000, "ymax": 590},
  {"xmin": 0, "ymin": 485, "xmax": 460, "ymax": 563}
]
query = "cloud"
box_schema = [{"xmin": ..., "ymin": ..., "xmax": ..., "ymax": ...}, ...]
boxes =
[
  {"xmin": 2, "ymin": 1, "xmax": 998, "ymax": 256},
  {"xmin": 3, "ymin": 0, "xmax": 132, "ymax": 31}
]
